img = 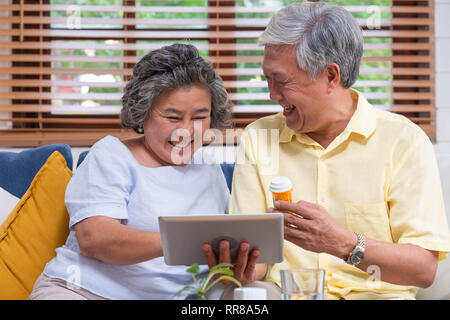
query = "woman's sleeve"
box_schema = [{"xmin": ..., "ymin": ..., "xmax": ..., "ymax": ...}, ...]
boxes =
[{"xmin": 65, "ymin": 140, "xmax": 132, "ymax": 231}]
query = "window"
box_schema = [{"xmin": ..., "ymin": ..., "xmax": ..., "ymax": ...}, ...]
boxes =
[{"xmin": 0, "ymin": 0, "xmax": 435, "ymax": 146}]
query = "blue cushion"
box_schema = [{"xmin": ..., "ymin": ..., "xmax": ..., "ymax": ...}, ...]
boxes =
[
  {"xmin": 77, "ymin": 150, "xmax": 235, "ymax": 193},
  {"xmin": 77, "ymin": 150, "xmax": 89, "ymax": 168},
  {"xmin": 0, "ymin": 144, "xmax": 73, "ymax": 198},
  {"xmin": 220, "ymin": 162, "xmax": 235, "ymax": 193}
]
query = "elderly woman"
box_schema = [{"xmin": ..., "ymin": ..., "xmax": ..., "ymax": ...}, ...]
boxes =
[{"xmin": 28, "ymin": 43, "xmax": 234, "ymax": 300}]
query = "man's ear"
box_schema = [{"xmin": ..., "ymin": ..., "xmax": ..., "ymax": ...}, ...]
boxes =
[{"xmin": 325, "ymin": 63, "xmax": 341, "ymax": 93}]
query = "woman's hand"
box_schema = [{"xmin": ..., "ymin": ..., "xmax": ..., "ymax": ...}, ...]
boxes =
[{"xmin": 202, "ymin": 240, "xmax": 265, "ymax": 286}]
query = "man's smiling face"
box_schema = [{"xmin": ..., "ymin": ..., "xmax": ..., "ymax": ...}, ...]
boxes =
[{"xmin": 262, "ymin": 45, "xmax": 329, "ymax": 134}]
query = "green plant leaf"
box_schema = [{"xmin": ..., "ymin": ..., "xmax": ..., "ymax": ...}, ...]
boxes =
[
  {"xmin": 208, "ymin": 263, "xmax": 234, "ymax": 278},
  {"xmin": 217, "ymin": 275, "xmax": 243, "ymax": 288},
  {"xmin": 205, "ymin": 275, "xmax": 243, "ymax": 292},
  {"xmin": 202, "ymin": 266, "xmax": 233, "ymax": 288},
  {"xmin": 211, "ymin": 262, "xmax": 233, "ymax": 269},
  {"xmin": 210, "ymin": 267, "xmax": 234, "ymax": 276},
  {"xmin": 186, "ymin": 264, "xmax": 200, "ymax": 275},
  {"xmin": 173, "ymin": 285, "xmax": 196, "ymax": 297},
  {"xmin": 201, "ymin": 263, "xmax": 240, "ymax": 292},
  {"xmin": 178, "ymin": 262, "xmax": 243, "ymax": 300}
]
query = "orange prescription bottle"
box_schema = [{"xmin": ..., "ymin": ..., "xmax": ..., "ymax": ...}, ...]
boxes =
[
  {"xmin": 269, "ymin": 176, "xmax": 293, "ymax": 204},
  {"xmin": 269, "ymin": 176, "xmax": 297, "ymax": 227}
]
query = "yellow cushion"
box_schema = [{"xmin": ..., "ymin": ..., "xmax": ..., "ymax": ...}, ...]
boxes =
[{"xmin": 0, "ymin": 151, "xmax": 72, "ymax": 299}]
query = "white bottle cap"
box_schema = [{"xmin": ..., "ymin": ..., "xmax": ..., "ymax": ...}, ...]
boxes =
[
  {"xmin": 269, "ymin": 176, "xmax": 293, "ymax": 193},
  {"xmin": 234, "ymin": 287, "xmax": 267, "ymax": 300}
]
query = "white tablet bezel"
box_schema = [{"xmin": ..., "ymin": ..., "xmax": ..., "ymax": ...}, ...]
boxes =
[{"xmin": 158, "ymin": 213, "xmax": 284, "ymax": 266}]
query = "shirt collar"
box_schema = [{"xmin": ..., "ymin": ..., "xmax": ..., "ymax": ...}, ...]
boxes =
[
  {"xmin": 279, "ymin": 89, "xmax": 376, "ymax": 144},
  {"xmin": 346, "ymin": 89, "xmax": 377, "ymax": 139}
]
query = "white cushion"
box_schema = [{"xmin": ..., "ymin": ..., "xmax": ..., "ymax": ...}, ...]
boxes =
[{"xmin": 0, "ymin": 186, "xmax": 19, "ymax": 225}]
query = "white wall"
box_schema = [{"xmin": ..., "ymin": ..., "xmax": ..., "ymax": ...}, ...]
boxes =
[{"xmin": 434, "ymin": 0, "xmax": 450, "ymax": 156}]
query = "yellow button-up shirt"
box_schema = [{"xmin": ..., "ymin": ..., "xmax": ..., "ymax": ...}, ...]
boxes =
[{"xmin": 230, "ymin": 90, "xmax": 450, "ymax": 300}]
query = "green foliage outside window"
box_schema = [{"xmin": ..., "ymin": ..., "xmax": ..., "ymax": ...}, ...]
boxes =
[{"xmin": 49, "ymin": 0, "xmax": 394, "ymax": 111}]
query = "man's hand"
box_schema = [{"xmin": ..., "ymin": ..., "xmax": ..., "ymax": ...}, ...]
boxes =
[
  {"xmin": 202, "ymin": 240, "xmax": 261, "ymax": 286},
  {"xmin": 270, "ymin": 200, "xmax": 439, "ymax": 287},
  {"xmin": 270, "ymin": 200, "xmax": 355, "ymax": 259}
]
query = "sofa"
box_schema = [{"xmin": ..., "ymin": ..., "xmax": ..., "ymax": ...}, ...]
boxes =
[{"xmin": 0, "ymin": 144, "xmax": 449, "ymax": 299}]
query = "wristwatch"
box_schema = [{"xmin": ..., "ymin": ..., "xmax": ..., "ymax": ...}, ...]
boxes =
[{"xmin": 345, "ymin": 233, "xmax": 365, "ymax": 265}]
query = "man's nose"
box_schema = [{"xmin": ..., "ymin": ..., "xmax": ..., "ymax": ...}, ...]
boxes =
[{"xmin": 268, "ymin": 80, "xmax": 283, "ymax": 101}]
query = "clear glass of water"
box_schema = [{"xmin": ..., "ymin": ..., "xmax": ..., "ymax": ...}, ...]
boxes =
[{"xmin": 280, "ymin": 269, "xmax": 325, "ymax": 300}]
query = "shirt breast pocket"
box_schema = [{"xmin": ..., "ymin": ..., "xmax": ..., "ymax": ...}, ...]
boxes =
[{"xmin": 344, "ymin": 201, "xmax": 393, "ymax": 243}]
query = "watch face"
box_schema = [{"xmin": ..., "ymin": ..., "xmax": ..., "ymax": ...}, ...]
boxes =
[
  {"xmin": 351, "ymin": 250, "xmax": 364, "ymax": 264},
  {"xmin": 350, "ymin": 255, "xmax": 360, "ymax": 265}
]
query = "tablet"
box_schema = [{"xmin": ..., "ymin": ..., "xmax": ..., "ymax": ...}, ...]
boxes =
[{"xmin": 158, "ymin": 213, "xmax": 284, "ymax": 266}]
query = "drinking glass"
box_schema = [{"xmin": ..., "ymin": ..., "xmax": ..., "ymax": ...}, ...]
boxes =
[{"xmin": 280, "ymin": 269, "xmax": 325, "ymax": 300}]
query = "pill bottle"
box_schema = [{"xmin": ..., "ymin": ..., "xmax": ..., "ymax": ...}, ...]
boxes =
[{"xmin": 269, "ymin": 176, "xmax": 293, "ymax": 204}]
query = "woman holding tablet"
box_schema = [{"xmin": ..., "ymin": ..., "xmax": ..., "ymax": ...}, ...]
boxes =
[{"xmin": 29, "ymin": 44, "xmax": 255, "ymax": 300}]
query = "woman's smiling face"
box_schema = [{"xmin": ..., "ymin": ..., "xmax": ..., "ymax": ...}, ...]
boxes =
[{"xmin": 141, "ymin": 84, "xmax": 212, "ymax": 167}]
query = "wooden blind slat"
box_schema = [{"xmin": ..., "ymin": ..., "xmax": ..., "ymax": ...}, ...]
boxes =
[
  {"xmin": 0, "ymin": 79, "xmax": 434, "ymax": 89},
  {"xmin": 0, "ymin": 41, "xmax": 433, "ymax": 51},
  {"xmin": 0, "ymin": 29, "xmax": 434, "ymax": 39},
  {"xmin": 0, "ymin": 54, "xmax": 434, "ymax": 64},
  {"xmin": 0, "ymin": 4, "xmax": 433, "ymax": 14},
  {"xmin": 1, "ymin": 16, "xmax": 434, "ymax": 28},
  {"xmin": 0, "ymin": 103, "xmax": 435, "ymax": 114},
  {"xmin": 0, "ymin": 67, "xmax": 434, "ymax": 77}
]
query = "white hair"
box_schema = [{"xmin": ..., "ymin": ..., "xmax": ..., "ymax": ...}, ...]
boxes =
[{"xmin": 259, "ymin": 1, "xmax": 363, "ymax": 88}]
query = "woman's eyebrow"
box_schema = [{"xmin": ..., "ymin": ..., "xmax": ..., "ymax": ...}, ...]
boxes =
[
  {"xmin": 162, "ymin": 107, "xmax": 210, "ymax": 114},
  {"xmin": 163, "ymin": 107, "xmax": 182, "ymax": 114},
  {"xmin": 194, "ymin": 108, "xmax": 210, "ymax": 114}
]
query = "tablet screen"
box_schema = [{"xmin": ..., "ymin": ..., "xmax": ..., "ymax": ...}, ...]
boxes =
[{"xmin": 159, "ymin": 213, "xmax": 284, "ymax": 266}]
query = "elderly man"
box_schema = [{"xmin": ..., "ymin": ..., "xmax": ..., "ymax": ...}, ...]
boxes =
[{"xmin": 203, "ymin": 1, "xmax": 450, "ymax": 300}]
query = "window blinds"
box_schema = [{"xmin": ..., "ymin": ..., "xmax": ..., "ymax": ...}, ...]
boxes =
[{"xmin": 0, "ymin": 0, "xmax": 435, "ymax": 146}]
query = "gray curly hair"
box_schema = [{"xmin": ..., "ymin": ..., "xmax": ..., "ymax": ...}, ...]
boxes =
[
  {"xmin": 121, "ymin": 43, "xmax": 233, "ymax": 133},
  {"xmin": 259, "ymin": 2, "xmax": 363, "ymax": 88}
]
